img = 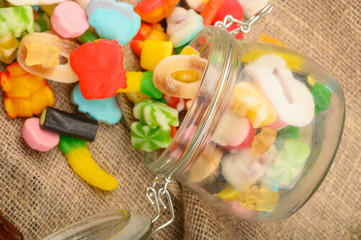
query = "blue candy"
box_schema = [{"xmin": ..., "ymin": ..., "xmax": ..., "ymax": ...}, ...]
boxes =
[
  {"xmin": 72, "ymin": 84, "xmax": 122, "ymax": 125},
  {"xmin": 87, "ymin": 0, "xmax": 140, "ymax": 45}
]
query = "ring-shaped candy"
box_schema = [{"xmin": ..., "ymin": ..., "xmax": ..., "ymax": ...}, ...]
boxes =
[
  {"xmin": 153, "ymin": 55, "xmax": 207, "ymax": 99},
  {"xmin": 17, "ymin": 32, "xmax": 79, "ymax": 83},
  {"xmin": 246, "ymin": 55, "xmax": 315, "ymax": 127}
]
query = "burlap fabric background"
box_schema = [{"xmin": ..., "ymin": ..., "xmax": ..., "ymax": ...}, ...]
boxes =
[{"xmin": 0, "ymin": 0, "xmax": 360, "ymax": 239}]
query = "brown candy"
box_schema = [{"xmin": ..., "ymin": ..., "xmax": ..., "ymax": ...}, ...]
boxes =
[{"xmin": 0, "ymin": 213, "xmax": 24, "ymax": 240}]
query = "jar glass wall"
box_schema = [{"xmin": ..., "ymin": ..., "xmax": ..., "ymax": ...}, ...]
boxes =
[{"xmin": 145, "ymin": 27, "xmax": 345, "ymax": 221}]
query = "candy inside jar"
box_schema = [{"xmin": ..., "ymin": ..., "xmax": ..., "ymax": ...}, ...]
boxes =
[{"xmin": 143, "ymin": 27, "xmax": 345, "ymax": 221}]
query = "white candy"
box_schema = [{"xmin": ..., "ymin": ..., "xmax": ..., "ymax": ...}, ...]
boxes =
[
  {"xmin": 246, "ymin": 55, "xmax": 315, "ymax": 127},
  {"xmin": 7, "ymin": 0, "xmax": 66, "ymax": 5}
]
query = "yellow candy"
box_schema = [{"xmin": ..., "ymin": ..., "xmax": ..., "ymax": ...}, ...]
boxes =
[
  {"xmin": 239, "ymin": 185, "xmax": 279, "ymax": 212},
  {"xmin": 118, "ymin": 72, "xmax": 142, "ymax": 93},
  {"xmin": 140, "ymin": 40, "xmax": 173, "ymax": 72},
  {"xmin": 171, "ymin": 69, "xmax": 200, "ymax": 83},
  {"xmin": 231, "ymin": 82, "xmax": 276, "ymax": 128},
  {"xmin": 218, "ymin": 184, "xmax": 240, "ymax": 201},
  {"xmin": 307, "ymin": 76, "xmax": 316, "ymax": 86},
  {"xmin": 180, "ymin": 46, "xmax": 200, "ymax": 56},
  {"xmin": 125, "ymin": 92, "xmax": 151, "ymax": 104},
  {"xmin": 0, "ymin": 32, "xmax": 19, "ymax": 64},
  {"xmin": 25, "ymin": 41, "xmax": 60, "ymax": 68},
  {"xmin": 258, "ymin": 34, "xmax": 289, "ymax": 48},
  {"xmin": 40, "ymin": 4, "xmax": 57, "ymax": 16}
]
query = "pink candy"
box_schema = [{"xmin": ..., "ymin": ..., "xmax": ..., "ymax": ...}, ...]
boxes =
[
  {"xmin": 22, "ymin": 118, "xmax": 59, "ymax": 152},
  {"xmin": 51, "ymin": 1, "xmax": 89, "ymax": 39}
]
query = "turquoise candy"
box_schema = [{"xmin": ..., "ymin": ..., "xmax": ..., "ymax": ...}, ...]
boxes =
[
  {"xmin": 140, "ymin": 71, "xmax": 163, "ymax": 99},
  {"xmin": 130, "ymin": 122, "xmax": 171, "ymax": 152},
  {"xmin": 72, "ymin": 84, "xmax": 122, "ymax": 125},
  {"xmin": 265, "ymin": 139, "xmax": 311, "ymax": 186},
  {"xmin": 0, "ymin": 6, "xmax": 34, "ymax": 37},
  {"xmin": 87, "ymin": 0, "xmax": 140, "ymax": 45},
  {"xmin": 133, "ymin": 99, "xmax": 179, "ymax": 131},
  {"xmin": 311, "ymin": 82, "xmax": 331, "ymax": 114}
]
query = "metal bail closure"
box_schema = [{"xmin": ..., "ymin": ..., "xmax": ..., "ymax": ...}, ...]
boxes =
[
  {"xmin": 146, "ymin": 175, "xmax": 175, "ymax": 235},
  {"xmin": 214, "ymin": 3, "xmax": 275, "ymax": 35}
]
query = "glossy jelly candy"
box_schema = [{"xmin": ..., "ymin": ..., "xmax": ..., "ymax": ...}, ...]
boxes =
[
  {"xmin": 87, "ymin": 0, "xmax": 141, "ymax": 45},
  {"xmin": 231, "ymin": 81, "xmax": 276, "ymax": 128},
  {"xmin": 153, "ymin": 55, "xmax": 207, "ymax": 99},
  {"xmin": 0, "ymin": 62, "xmax": 55, "ymax": 118},
  {"xmin": 25, "ymin": 41, "xmax": 60, "ymax": 68},
  {"xmin": 0, "ymin": 32, "xmax": 19, "ymax": 64},
  {"xmin": 22, "ymin": 118, "xmax": 60, "ymax": 152},
  {"xmin": 0, "ymin": 6, "xmax": 34, "ymax": 37},
  {"xmin": 239, "ymin": 185, "xmax": 279, "ymax": 212},
  {"xmin": 58, "ymin": 135, "xmax": 118, "ymax": 191},
  {"xmin": 166, "ymin": 7, "xmax": 204, "ymax": 48},
  {"xmin": 311, "ymin": 82, "xmax": 331, "ymax": 114},
  {"xmin": 130, "ymin": 23, "xmax": 168, "ymax": 57},
  {"xmin": 200, "ymin": 0, "xmax": 224, "ymax": 26},
  {"xmin": 133, "ymin": 99, "xmax": 179, "ymax": 131},
  {"xmin": 72, "ymin": 84, "xmax": 122, "ymax": 125},
  {"xmin": 7, "ymin": 0, "xmax": 66, "ymax": 5},
  {"xmin": 51, "ymin": 1, "xmax": 89, "ymax": 39},
  {"xmin": 251, "ymin": 127, "xmax": 277, "ymax": 156},
  {"xmin": 140, "ymin": 40, "xmax": 173, "ymax": 72},
  {"xmin": 130, "ymin": 122, "xmax": 172, "ymax": 152},
  {"xmin": 134, "ymin": 0, "xmax": 179, "ymax": 23},
  {"xmin": 17, "ymin": 32, "xmax": 79, "ymax": 83},
  {"xmin": 40, "ymin": 107, "xmax": 98, "ymax": 141},
  {"xmin": 118, "ymin": 71, "xmax": 163, "ymax": 99},
  {"xmin": 0, "ymin": 212, "xmax": 24, "ymax": 240},
  {"xmin": 70, "ymin": 39, "xmax": 126, "ymax": 99},
  {"xmin": 265, "ymin": 139, "xmax": 311, "ymax": 186},
  {"xmin": 246, "ymin": 55, "xmax": 315, "ymax": 127},
  {"xmin": 218, "ymin": 184, "xmax": 241, "ymax": 201}
]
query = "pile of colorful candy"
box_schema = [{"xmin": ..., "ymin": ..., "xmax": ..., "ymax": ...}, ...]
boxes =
[{"xmin": 0, "ymin": 0, "xmax": 333, "ymax": 224}]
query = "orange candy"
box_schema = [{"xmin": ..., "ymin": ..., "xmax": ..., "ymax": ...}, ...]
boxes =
[
  {"xmin": 134, "ymin": 0, "xmax": 179, "ymax": 23},
  {"xmin": 251, "ymin": 127, "xmax": 277, "ymax": 156},
  {"xmin": 0, "ymin": 62, "xmax": 55, "ymax": 118}
]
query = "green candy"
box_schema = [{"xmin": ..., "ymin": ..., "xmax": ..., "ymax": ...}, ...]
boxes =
[
  {"xmin": 34, "ymin": 12, "xmax": 51, "ymax": 32},
  {"xmin": 58, "ymin": 135, "xmax": 86, "ymax": 154},
  {"xmin": 130, "ymin": 122, "xmax": 171, "ymax": 152},
  {"xmin": 174, "ymin": 44, "xmax": 187, "ymax": 55},
  {"xmin": 275, "ymin": 126, "xmax": 300, "ymax": 149},
  {"xmin": 140, "ymin": 71, "xmax": 163, "ymax": 99},
  {"xmin": 266, "ymin": 139, "xmax": 311, "ymax": 186},
  {"xmin": 133, "ymin": 99, "xmax": 179, "ymax": 131},
  {"xmin": 78, "ymin": 30, "xmax": 99, "ymax": 43},
  {"xmin": 311, "ymin": 82, "xmax": 331, "ymax": 114},
  {"xmin": 0, "ymin": 6, "xmax": 34, "ymax": 37}
]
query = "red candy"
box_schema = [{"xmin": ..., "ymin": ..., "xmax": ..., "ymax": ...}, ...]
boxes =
[
  {"xmin": 200, "ymin": 0, "xmax": 225, "ymax": 26},
  {"xmin": 134, "ymin": 0, "xmax": 180, "ymax": 23},
  {"xmin": 69, "ymin": 39, "xmax": 126, "ymax": 100}
]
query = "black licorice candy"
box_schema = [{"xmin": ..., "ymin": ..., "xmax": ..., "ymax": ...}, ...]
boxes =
[{"xmin": 40, "ymin": 107, "xmax": 98, "ymax": 141}]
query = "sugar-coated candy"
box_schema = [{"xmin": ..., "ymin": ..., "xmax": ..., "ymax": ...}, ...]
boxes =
[
  {"xmin": 130, "ymin": 23, "xmax": 168, "ymax": 56},
  {"xmin": 22, "ymin": 118, "xmax": 59, "ymax": 152},
  {"xmin": 166, "ymin": 7, "xmax": 204, "ymax": 48},
  {"xmin": 246, "ymin": 55, "xmax": 315, "ymax": 127},
  {"xmin": 17, "ymin": 32, "xmax": 79, "ymax": 83},
  {"xmin": 130, "ymin": 121, "xmax": 172, "ymax": 152},
  {"xmin": 153, "ymin": 55, "xmax": 207, "ymax": 99},
  {"xmin": 200, "ymin": 0, "xmax": 225, "ymax": 26},
  {"xmin": 25, "ymin": 41, "xmax": 60, "ymax": 68},
  {"xmin": 118, "ymin": 71, "xmax": 163, "ymax": 99},
  {"xmin": 70, "ymin": 39, "xmax": 126, "ymax": 99},
  {"xmin": 185, "ymin": 0, "xmax": 208, "ymax": 12},
  {"xmin": 231, "ymin": 81, "xmax": 276, "ymax": 128},
  {"xmin": 0, "ymin": 33, "xmax": 19, "ymax": 64},
  {"xmin": 251, "ymin": 127, "xmax": 277, "ymax": 156},
  {"xmin": 240, "ymin": 0, "xmax": 269, "ymax": 19},
  {"xmin": 221, "ymin": 148, "xmax": 269, "ymax": 191},
  {"xmin": 7, "ymin": 0, "xmax": 65, "ymax": 5},
  {"xmin": 58, "ymin": 135, "xmax": 118, "ymax": 191},
  {"xmin": 51, "ymin": 1, "xmax": 89, "ymax": 39},
  {"xmin": 133, "ymin": 99, "xmax": 179, "ymax": 131},
  {"xmin": 87, "ymin": 0, "xmax": 141, "ymax": 45},
  {"xmin": 212, "ymin": 109, "xmax": 251, "ymax": 147},
  {"xmin": 188, "ymin": 145, "xmax": 223, "ymax": 182},
  {"xmin": 72, "ymin": 84, "xmax": 122, "ymax": 125},
  {"xmin": 40, "ymin": 107, "xmax": 98, "ymax": 141},
  {"xmin": 140, "ymin": 40, "xmax": 173, "ymax": 72},
  {"xmin": 239, "ymin": 185, "xmax": 279, "ymax": 212},
  {"xmin": 0, "ymin": 212, "xmax": 24, "ymax": 240},
  {"xmin": 0, "ymin": 6, "xmax": 34, "ymax": 38},
  {"xmin": 311, "ymin": 82, "xmax": 331, "ymax": 114},
  {"xmin": 77, "ymin": 30, "xmax": 99, "ymax": 43},
  {"xmin": 0, "ymin": 62, "xmax": 55, "ymax": 118},
  {"xmin": 34, "ymin": 12, "xmax": 51, "ymax": 32},
  {"xmin": 134, "ymin": 0, "xmax": 179, "ymax": 23},
  {"xmin": 266, "ymin": 139, "xmax": 311, "ymax": 186}
]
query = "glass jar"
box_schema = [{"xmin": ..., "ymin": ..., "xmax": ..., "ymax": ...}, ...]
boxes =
[{"xmin": 145, "ymin": 26, "xmax": 345, "ymax": 221}]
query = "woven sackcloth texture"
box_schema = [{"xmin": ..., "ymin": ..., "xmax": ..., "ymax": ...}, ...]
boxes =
[{"xmin": 0, "ymin": 0, "xmax": 360, "ymax": 239}]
